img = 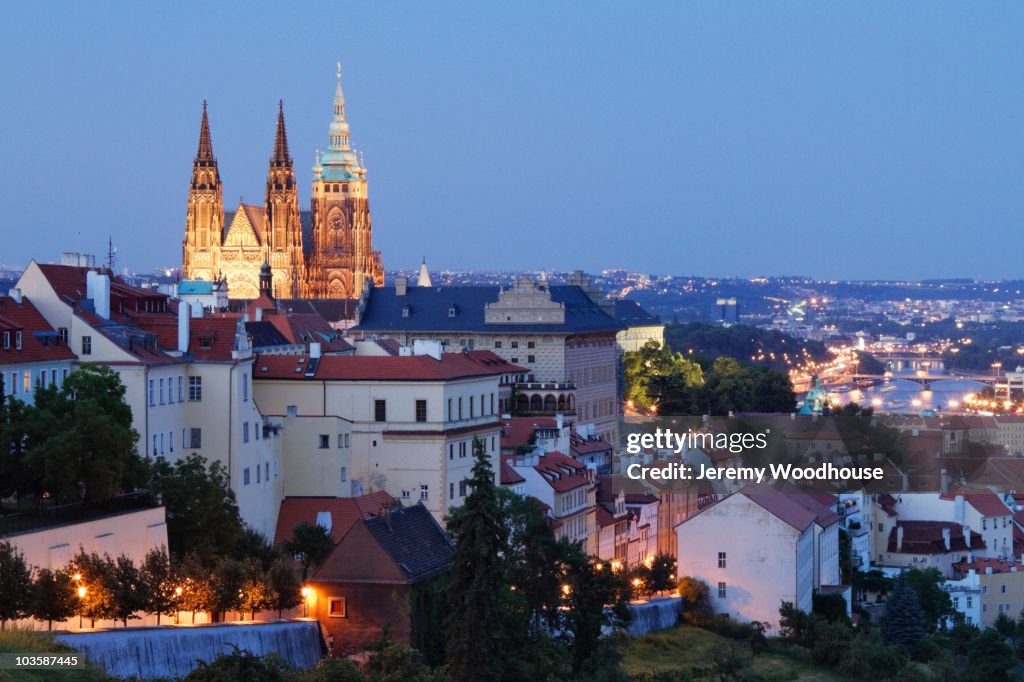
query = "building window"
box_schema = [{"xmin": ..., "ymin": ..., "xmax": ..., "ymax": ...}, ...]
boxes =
[
  {"xmin": 148, "ymin": 380, "xmax": 155, "ymax": 406},
  {"xmin": 511, "ymin": 341, "xmax": 519, "ymax": 349},
  {"xmin": 449, "ymin": 444, "xmax": 454, "ymax": 460},
  {"xmin": 177, "ymin": 376, "xmax": 183, "ymax": 402},
  {"xmin": 450, "ymin": 482, "xmax": 454, "ymax": 500},
  {"xmin": 2, "ymin": 331, "xmax": 8, "ymax": 350},
  {"xmin": 190, "ymin": 428, "xmax": 202, "ymax": 449},
  {"xmin": 337, "ymin": 434, "xmax": 345, "ymax": 448},
  {"xmin": 243, "ymin": 422, "xmax": 250, "ymax": 443},
  {"xmin": 458, "ymin": 397, "xmax": 463, "ymax": 420},
  {"xmin": 159, "ymin": 378, "xmax": 165, "ymax": 404},
  {"xmin": 416, "ymin": 399, "xmax": 427, "ymax": 423},
  {"xmin": 265, "ymin": 461, "xmax": 269, "ymax": 481},
  {"xmin": 328, "ymin": 597, "xmax": 347, "ymax": 618},
  {"xmin": 527, "ymin": 355, "xmax": 535, "ymax": 364},
  {"xmin": 256, "ymin": 463, "xmax": 261, "ymax": 483},
  {"xmin": 494, "ymin": 341, "xmax": 503, "ymax": 349},
  {"xmin": 967, "ymin": 597, "xmax": 973, "ymax": 608},
  {"xmin": 189, "ymin": 376, "xmax": 202, "ymax": 401},
  {"xmin": 420, "ymin": 484, "xmax": 429, "ymax": 500},
  {"xmin": 470, "ymin": 396, "xmax": 474, "ymax": 418},
  {"xmin": 242, "ymin": 373, "xmax": 249, "ymax": 401},
  {"xmin": 152, "ymin": 435, "xmax": 158, "ymax": 457},
  {"xmin": 402, "ymin": 489, "xmax": 410, "ymax": 500},
  {"xmin": 448, "ymin": 398, "xmax": 452, "ymax": 421},
  {"xmin": 375, "ymin": 399, "xmax": 387, "ymax": 422},
  {"xmin": 14, "ymin": 331, "xmax": 21, "ymax": 350},
  {"xmin": 244, "ymin": 468, "xmax": 251, "ymax": 485},
  {"xmin": 459, "ymin": 480, "xmax": 468, "ymax": 497},
  {"xmin": 340, "ymin": 467, "xmax": 347, "ymax": 482},
  {"xmin": 57, "ymin": 327, "xmax": 68, "ymax": 343},
  {"xmin": 1002, "ymin": 585, "xmax": 1008, "ymax": 594},
  {"xmin": 81, "ymin": 336, "xmax": 92, "ymax": 355},
  {"xmin": 718, "ymin": 552, "xmax": 726, "ymax": 569},
  {"xmin": 511, "ymin": 358, "xmax": 518, "ymax": 364},
  {"xmin": 319, "ymin": 434, "xmax": 330, "ymax": 449},
  {"xmin": 527, "ymin": 341, "xmax": 535, "ymax": 349},
  {"xmin": 718, "ymin": 582, "xmax": 727, "ymax": 599}
]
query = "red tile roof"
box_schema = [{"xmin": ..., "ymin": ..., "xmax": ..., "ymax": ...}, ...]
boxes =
[
  {"xmin": 953, "ymin": 557, "xmax": 1019, "ymax": 576},
  {"xmin": 888, "ymin": 521, "xmax": 985, "ymax": 555},
  {"xmin": 501, "ymin": 417, "xmax": 557, "ymax": 450},
  {"xmin": 273, "ymin": 491, "xmax": 394, "ymax": 544},
  {"xmin": 0, "ymin": 296, "xmax": 76, "ymax": 365},
  {"xmin": 499, "ymin": 456, "xmax": 526, "ymax": 485},
  {"xmin": 533, "ymin": 450, "xmax": 591, "ymax": 493},
  {"xmin": 256, "ymin": 350, "xmax": 525, "ymax": 382},
  {"xmin": 188, "ymin": 317, "xmax": 241, "ymax": 362},
  {"xmin": 940, "ymin": 490, "xmax": 1011, "ymax": 517}
]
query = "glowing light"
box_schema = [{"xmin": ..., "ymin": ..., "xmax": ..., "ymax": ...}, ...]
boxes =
[
  {"xmin": 301, "ymin": 586, "xmax": 311, "ymax": 598},
  {"xmin": 77, "ymin": 586, "xmax": 87, "ymax": 599},
  {"xmin": 72, "ymin": 573, "xmax": 82, "ymax": 582}
]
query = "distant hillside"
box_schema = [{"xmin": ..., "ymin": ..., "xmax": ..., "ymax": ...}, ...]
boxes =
[{"xmin": 665, "ymin": 322, "xmax": 828, "ymax": 371}]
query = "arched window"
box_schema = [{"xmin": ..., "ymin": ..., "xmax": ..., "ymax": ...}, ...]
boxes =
[{"xmin": 530, "ymin": 395, "xmax": 542, "ymax": 412}]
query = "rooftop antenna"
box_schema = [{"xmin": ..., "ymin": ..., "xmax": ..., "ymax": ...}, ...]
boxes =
[{"xmin": 107, "ymin": 236, "xmax": 117, "ymax": 273}]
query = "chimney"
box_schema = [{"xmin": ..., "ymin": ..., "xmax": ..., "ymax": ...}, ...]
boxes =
[
  {"xmin": 86, "ymin": 271, "xmax": 110, "ymax": 319},
  {"xmin": 255, "ymin": 307, "xmax": 263, "ymax": 322},
  {"xmin": 177, "ymin": 302, "xmax": 190, "ymax": 353},
  {"xmin": 310, "ymin": 342, "xmax": 321, "ymax": 359},
  {"xmin": 955, "ymin": 495, "xmax": 965, "ymax": 525},
  {"xmin": 964, "ymin": 525, "xmax": 971, "ymax": 547},
  {"xmin": 7, "ymin": 288, "xmax": 22, "ymax": 304},
  {"xmin": 395, "ymin": 277, "xmax": 408, "ymax": 296},
  {"xmin": 940, "ymin": 468, "xmax": 951, "ymax": 494},
  {"xmin": 942, "ymin": 527, "xmax": 951, "ymax": 551},
  {"xmin": 897, "ymin": 525, "xmax": 904, "ymax": 551}
]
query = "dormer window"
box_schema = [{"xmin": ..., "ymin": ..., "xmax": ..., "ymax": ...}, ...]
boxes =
[
  {"xmin": 448, "ymin": 306, "xmax": 457, "ymax": 318},
  {"xmin": 402, "ymin": 305, "xmax": 411, "ymax": 318},
  {"xmin": 199, "ymin": 337, "xmax": 213, "ymax": 350}
]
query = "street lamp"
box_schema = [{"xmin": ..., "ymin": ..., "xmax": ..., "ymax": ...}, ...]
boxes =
[
  {"xmin": 301, "ymin": 586, "xmax": 311, "ymax": 617},
  {"xmin": 77, "ymin": 586, "xmax": 87, "ymax": 629},
  {"xmin": 174, "ymin": 586, "xmax": 183, "ymax": 624}
]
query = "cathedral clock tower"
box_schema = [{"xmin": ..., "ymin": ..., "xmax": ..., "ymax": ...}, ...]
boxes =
[
  {"xmin": 182, "ymin": 101, "xmax": 224, "ymax": 282},
  {"xmin": 307, "ymin": 64, "xmax": 384, "ymax": 298}
]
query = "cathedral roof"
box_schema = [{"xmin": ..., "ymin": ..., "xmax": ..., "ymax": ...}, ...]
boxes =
[{"xmin": 355, "ymin": 285, "xmax": 625, "ymax": 335}]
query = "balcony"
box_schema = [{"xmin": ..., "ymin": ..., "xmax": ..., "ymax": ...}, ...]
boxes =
[{"xmin": 514, "ymin": 381, "xmax": 576, "ymax": 417}]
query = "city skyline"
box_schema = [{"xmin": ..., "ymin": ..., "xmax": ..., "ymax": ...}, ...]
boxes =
[{"xmin": 2, "ymin": 3, "xmax": 1023, "ymax": 280}]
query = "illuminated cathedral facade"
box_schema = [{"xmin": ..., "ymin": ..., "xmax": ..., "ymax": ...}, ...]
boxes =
[{"xmin": 181, "ymin": 67, "xmax": 384, "ymax": 300}]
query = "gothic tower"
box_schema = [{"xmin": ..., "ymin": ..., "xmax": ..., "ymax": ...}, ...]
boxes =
[
  {"xmin": 307, "ymin": 64, "xmax": 384, "ymax": 298},
  {"xmin": 182, "ymin": 101, "xmax": 224, "ymax": 282},
  {"xmin": 264, "ymin": 101, "xmax": 305, "ymax": 298}
]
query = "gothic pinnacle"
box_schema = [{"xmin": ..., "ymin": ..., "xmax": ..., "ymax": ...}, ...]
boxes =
[
  {"xmin": 196, "ymin": 100, "xmax": 214, "ymax": 161},
  {"xmin": 272, "ymin": 100, "xmax": 291, "ymax": 164}
]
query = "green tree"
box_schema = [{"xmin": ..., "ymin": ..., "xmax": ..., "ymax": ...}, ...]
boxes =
[
  {"xmin": 233, "ymin": 527, "xmax": 279, "ymax": 571},
  {"xmin": 364, "ymin": 644, "xmax": 441, "ymax": 682},
  {"xmin": 966, "ymin": 629, "xmax": 1016, "ymax": 680},
  {"xmin": 291, "ymin": 656, "xmax": 365, "ymax": 682},
  {"xmin": 444, "ymin": 436, "xmax": 507, "ymax": 682},
  {"xmin": 836, "ymin": 629, "xmax": 908, "ymax": 680},
  {"xmin": 27, "ymin": 365, "xmax": 142, "ymax": 505},
  {"xmin": 210, "ymin": 557, "xmax": 246, "ymax": 621},
  {"xmin": 178, "ymin": 552, "xmax": 214, "ymax": 624},
  {"xmin": 266, "ymin": 556, "xmax": 302, "ymax": 619},
  {"xmin": 882, "ymin": 579, "xmax": 926, "ymax": 650},
  {"xmin": 239, "ymin": 558, "xmax": 274, "ymax": 620},
  {"xmin": 902, "ymin": 567, "xmax": 952, "ymax": 632},
  {"xmin": 67, "ymin": 549, "xmax": 117, "ymax": 627},
  {"xmin": 0, "ymin": 394, "xmax": 37, "ymax": 503},
  {"xmin": 109, "ymin": 553, "xmax": 146, "ymax": 627},
  {"xmin": 677, "ymin": 576, "xmax": 712, "ymax": 620},
  {"xmin": 778, "ymin": 601, "xmax": 815, "ymax": 648},
  {"xmin": 560, "ymin": 545, "xmax": 631, "ymax": 676},
  {"xmin": 647, "ymin": 554, "xmax": 676, "ymax": 595},
  {"xmin": 0, "ymin": 540, "xmax": 32, "ymax": 628},
  {"xmin": 30, "ymin": 567, "xmax": 77, "ymax": 630},
  {"xmin": 140, "ymin": 546, "xmax": 179, "ymax": 625},
  {"xmin": 148, "ymin": 453, "xmax": 243, "ymax": 565},
  {"xmin": 283, "ymin": 522, "xmax": 335, "ymax": 581}
]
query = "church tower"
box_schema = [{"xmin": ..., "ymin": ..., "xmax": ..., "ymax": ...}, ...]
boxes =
[
  {"xmin": 182, "ymin": 101, "xmax": 224, "ymax": 282},
  {"xmin": 307, "ymin": 64, "xmax": 384, "ymax": 298},
  {"xmin": 263, "ymin": 101, "xmax": 305, "ymax": 298}
]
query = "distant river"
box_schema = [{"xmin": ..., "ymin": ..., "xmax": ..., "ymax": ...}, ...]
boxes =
[{"xmin": 825, "ymin": 377, "xmax": 988, "ymax": 414}]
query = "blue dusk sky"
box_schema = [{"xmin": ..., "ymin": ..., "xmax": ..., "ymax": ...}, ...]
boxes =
[{"xmin": 1, "ymin": 2, "xmax": 1022, "ymax": 280}]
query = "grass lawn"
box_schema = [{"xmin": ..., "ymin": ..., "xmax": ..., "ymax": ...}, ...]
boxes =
[
  {"xmin": 618, "ymin": 624, "xmax": 850, "ymax": 681},
  {"xmin": 0, "ymin": 626, "xmax": 109, "ymax": 682}
]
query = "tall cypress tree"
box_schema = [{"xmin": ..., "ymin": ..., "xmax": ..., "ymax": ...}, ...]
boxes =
[
  {"xmin": 445, "ymin": 437, "xmax": 507, "ymax": 681},
  {"xmin": 882, "ymin": 577, "xmax": 926, "ymax": 649}
]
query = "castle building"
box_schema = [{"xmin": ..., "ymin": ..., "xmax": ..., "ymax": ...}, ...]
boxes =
[{"xmin": 181, "ymin": 66, "xmax": 384, "ymax": 300}]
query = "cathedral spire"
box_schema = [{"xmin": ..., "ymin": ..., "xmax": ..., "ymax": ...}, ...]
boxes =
[
  {"xmin": 328, "ymin": 63, "xmax": 351, "ymax": 152},
  {"xmin": 196, "ymin": 100, "xmax": 215, "ymax": 162},
  {"xmin": 272, "ymin": 100, "xmax": 291, "ymax": 165}
]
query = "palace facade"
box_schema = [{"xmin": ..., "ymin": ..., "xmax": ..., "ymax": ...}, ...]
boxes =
[{"xmin": 181, "ymin": 67, "xmax": 384, "ymax": 300}]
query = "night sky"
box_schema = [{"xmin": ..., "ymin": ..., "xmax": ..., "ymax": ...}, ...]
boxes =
[{"xmin": 2, "ymin": 2, "xmax": 1022, "ymax": 279}]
